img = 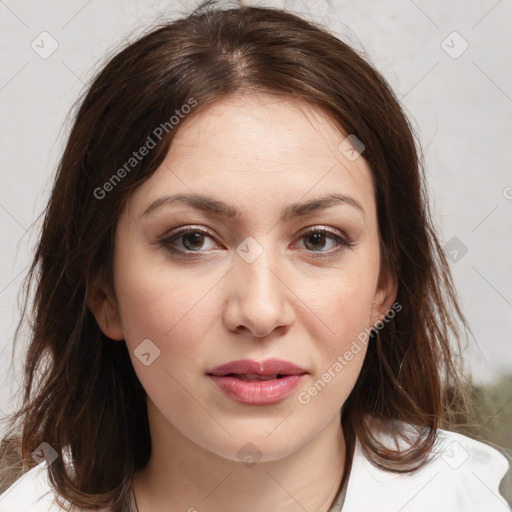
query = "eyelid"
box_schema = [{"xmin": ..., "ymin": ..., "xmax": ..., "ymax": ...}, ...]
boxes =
[{"xmin": 157, "ymin": 224, "xmax": 217, "ymax": 241}]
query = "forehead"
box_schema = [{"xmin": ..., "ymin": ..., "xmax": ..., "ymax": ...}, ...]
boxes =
[
  {"xmin": 169, "ymin": 93, "xmax": 362, "ymax": 173},
  {"xmin": 126, "ymin": 93, "xmax": 376, "ymax": 223}
]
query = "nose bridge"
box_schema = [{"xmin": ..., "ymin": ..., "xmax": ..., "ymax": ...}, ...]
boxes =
[
  {"xmin": 237, "ymin": 235, "xmax": 283, "ymax": 301},
  {"xmin": 227, "ymin": 235, "xmax": 293, "ymax": 336}
]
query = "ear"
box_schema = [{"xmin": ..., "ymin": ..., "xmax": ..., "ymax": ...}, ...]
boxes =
[
  {"xmin": 86, "ymin": 276, "xmax": 124, "ymax": 341},
  {"xmin": 370, "ymin": 269, "xmax": 399, "ymax": 328}
]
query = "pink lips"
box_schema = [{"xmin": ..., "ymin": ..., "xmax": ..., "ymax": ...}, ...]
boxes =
[{"xmin": 207, "ymin": 358, "xmax": 307, "ymax": 405}]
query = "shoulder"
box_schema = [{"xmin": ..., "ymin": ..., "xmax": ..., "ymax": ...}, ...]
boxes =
[
  {"xmin": 342, "ymin": 426, "xmax": 510, "ymax": 512},
  {"xmin": 0, "ymin": 461, "xmax": 110, "ymax": 512},
  {"xmin": 0, "ymin": 463, "xmax": 65, "ymax": 512}
]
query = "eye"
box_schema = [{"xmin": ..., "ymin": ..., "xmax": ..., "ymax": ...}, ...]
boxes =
[
  {"xmin": 156, "ymin": 225, "xmax": 354, "ymax": 257},
  {"xmin": 158, "ymin": 226, "xmax": 219, "ymax": 255},
  {"xmin": 296, "ymin": 227, "xmax": 353, "ymax": 255}
]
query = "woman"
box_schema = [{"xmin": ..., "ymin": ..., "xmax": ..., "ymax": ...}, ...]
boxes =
[{"xmin": 0, "ymin": 1, "xmax": 508, "ymax": 511}]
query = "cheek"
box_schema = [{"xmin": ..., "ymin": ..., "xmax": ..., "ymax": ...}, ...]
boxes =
[
  {"xmin": 112, "ymin": 248, "xmax": 215, "ymax": 357},
  {"xmin": 313, "ymin": 282, "xmax": 373, "ymax": 386},
  {"xmin": 112, "ymin": 261, "xmax": 217, "ymax": 412},
  {"xmin": 296, "ymin": 255, "xmax": 379, "ymax": 410},
  {"xmin": 306, "ymin": 253, "xmax": 379, "ymax": 348},
  {"xmin": 295, "ymin": 274, "xmax": 375, "ymax": 412}
]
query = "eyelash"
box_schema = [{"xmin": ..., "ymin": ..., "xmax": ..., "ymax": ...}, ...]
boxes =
[{"xmin": 156, "ymin": 225, "xmax": 354, "ymax": 258}]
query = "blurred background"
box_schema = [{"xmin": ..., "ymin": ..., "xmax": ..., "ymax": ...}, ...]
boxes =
[{"xmin": 0, "ymin": 0, "xmax": 511, "ymax": 505}]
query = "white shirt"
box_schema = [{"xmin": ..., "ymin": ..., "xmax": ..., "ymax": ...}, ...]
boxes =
[{"xmin": 0, "ymin": 428, "xmax": 509, "ymax": 511}]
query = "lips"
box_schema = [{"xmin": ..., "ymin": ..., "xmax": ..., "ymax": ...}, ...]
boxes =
[
  {"xmin": 207, "ymin": 358, "xmax": 307, "ymax": 378},
  {"xmin": 207, "ymin": 358, "xmax": 307, "ymax": 405}
]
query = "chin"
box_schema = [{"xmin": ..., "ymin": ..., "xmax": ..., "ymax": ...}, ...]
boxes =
[{"xmin": 194, "ymin": 422, "xmax": 317, "ymax": 465}]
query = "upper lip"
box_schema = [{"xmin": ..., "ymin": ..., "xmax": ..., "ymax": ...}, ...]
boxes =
[{"xmin": 207, "ymin": 358, "xmax": 307, "ymax": 376}]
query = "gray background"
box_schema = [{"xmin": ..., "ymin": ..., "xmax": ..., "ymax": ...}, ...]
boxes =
[{"xmin": 1, "ymin": 0, "xmax": 511, "ymax": 436}]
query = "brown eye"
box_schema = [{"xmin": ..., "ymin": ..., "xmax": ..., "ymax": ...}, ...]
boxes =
[
  {"xmin": 157, "ymin": 225, "xmax": 353, "ymax": 258},
  {"xmin": 158, "ymin": 226, "xmax": 219, "ymax": 256},
  {"xmin": 298, "ymin": 228, "xmax": 353, "ymax": 255},
  {"xmin": 304, "ymin": 231, "xmax": 330, "ymax": 251},
  {"xmin": 181, "ymin": 232, "xmax": 207, "ymax": 251}
]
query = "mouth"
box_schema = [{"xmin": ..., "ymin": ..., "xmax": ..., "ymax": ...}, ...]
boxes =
[
  {"xmin": 217, "ymin": 373, "xmax": 294, "ymax": 381},
  {"xmin": 207, "ymin": 357, "xmax": 307, "ymax": 377},
  {"xmin": 206, "ymin": 358, "xmax": 308, "ymax": 405}
]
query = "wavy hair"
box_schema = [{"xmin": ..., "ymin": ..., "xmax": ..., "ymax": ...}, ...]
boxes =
[{"xmin": 0, "ymin": 1, "xmax": 470, "ymax": 509}]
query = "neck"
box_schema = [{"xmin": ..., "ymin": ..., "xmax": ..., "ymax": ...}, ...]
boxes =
[{"xmin": 133, "ymin": 401, "xmax": 347, "ymax": 512}]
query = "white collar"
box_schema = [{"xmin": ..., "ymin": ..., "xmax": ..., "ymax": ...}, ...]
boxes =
[{"xmin": 0, "ymin": 428, "xmax": 508, "ymax": 511}]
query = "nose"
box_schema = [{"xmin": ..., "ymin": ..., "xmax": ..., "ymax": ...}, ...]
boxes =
[{"xmin": 222, "ymin": 243, "xmax": 295, "ymax": 339}]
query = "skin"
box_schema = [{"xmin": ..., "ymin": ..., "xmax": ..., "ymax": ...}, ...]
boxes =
[{"xmin": 88, "ymin": 92, "xmax": 397, "ymax": 512}]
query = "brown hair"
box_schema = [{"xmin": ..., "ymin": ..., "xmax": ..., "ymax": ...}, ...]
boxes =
[{"xmin": 0, "ymin": 1, "xmax": 470, "ymax": 509}]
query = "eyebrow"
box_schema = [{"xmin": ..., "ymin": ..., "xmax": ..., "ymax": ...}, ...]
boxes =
[{"xmin": 141, "ymin": 192, "xmax": 365, "ymax": 221}]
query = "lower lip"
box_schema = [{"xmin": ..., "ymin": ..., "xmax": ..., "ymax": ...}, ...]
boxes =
[{"xmin": 208, "ymin": 374, "xmax": 305, "ymax": 405}]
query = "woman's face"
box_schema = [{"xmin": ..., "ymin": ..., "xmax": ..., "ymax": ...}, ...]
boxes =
[{"xmin": 95, "ymin": 93, "xmax": 396, "ymax": 462}]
